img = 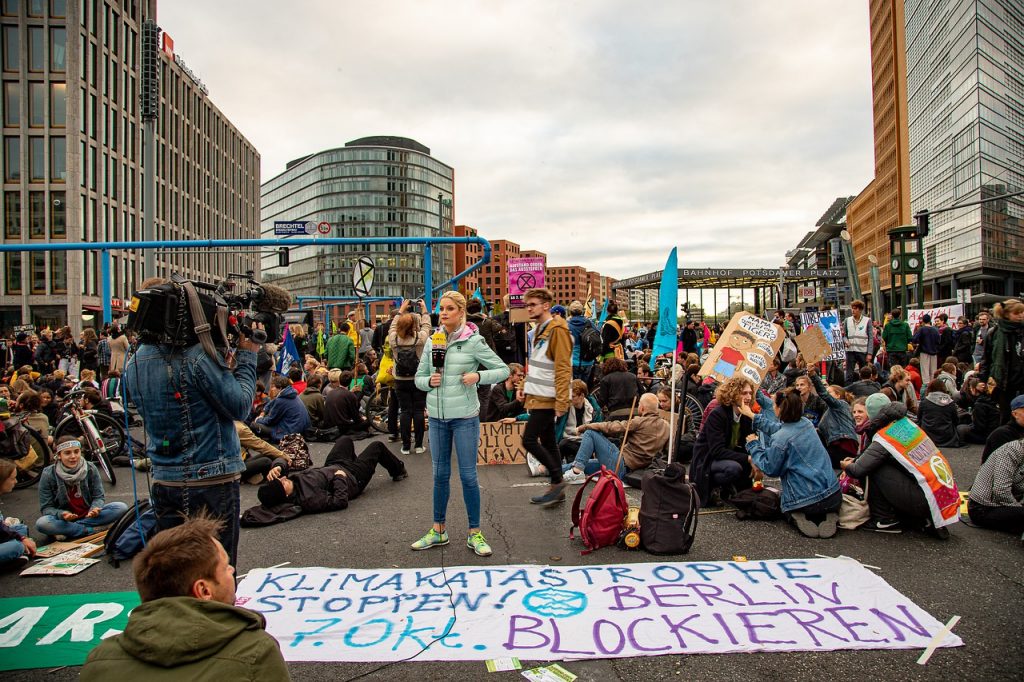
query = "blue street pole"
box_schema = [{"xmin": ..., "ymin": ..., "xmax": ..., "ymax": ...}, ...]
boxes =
[
  {"xmin": 423, "ymin": 244, "xmax": 433, "ymax": 312},
  {"xmin": 101, "ymin": 249, "xmax": 112, "ymax": 325}
]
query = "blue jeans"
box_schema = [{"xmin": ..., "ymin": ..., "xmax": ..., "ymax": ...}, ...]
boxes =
[
  {"xmin": 152, "ymin": 480, "xmax": 241, "ymax": 566},
  {"xmin": 0, "ymin": 523, "xmax": 30, "ymax": 563},
  {"xmin": 428, "ymin": 416, "xmax": 481, "ymax": 530},
  {"xmin": 36, "ymin": 503, "xmax": 129, "ymax": 539},
  {"xmin": 563, "ymin": 430, "xmax": 627, "ymax": 478}
]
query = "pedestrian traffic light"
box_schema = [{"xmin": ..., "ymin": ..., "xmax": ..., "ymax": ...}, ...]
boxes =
[
  {"xmin": 914, "ymin": 210, "xmax": 930, "ymax": 238},
  {"xmin": 278, "ymin": 247, "xmax": 289, "ymax": 268}
]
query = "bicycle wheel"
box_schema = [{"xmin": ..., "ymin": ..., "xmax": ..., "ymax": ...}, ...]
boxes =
[
  {"xmin": 364, "ymin": 392, "xmax": 390, "ymax": 433},
  {"xmin": 680, "ymin": 394, "xmax": 703, "ymax": 436},
  {"xmin": 55, "ymin": 412, "xmax": 128, "ymax": 459},
  {"xmin": 11, "ymin": 426, "xmax": 51, "ymax": 489},
  {"xmin": 82, "ymin": 442, "xmax": 117, "ymax": 486}
]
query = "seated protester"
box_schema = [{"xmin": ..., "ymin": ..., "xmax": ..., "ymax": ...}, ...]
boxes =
[
  {"xmin": 323, "ymin": 371, "xmax": 370, "ymax": 434},
  {"xmin": 935, "ymin": 362, "xmax": 960, "ymax": 401},
  {"xmin": 556, "ymin": 380, "xmax": 603, "ymax": 462},
  {"xmin": 81, "ymin": 517, "xmax": 290, "ymax": 681},
  {"xmin": 323, "ymin": 368, "xmax": 344, "ymax": 397},
  {"xmin": 561, "ymin": 393, "xmax": 668, "ymax": 482},
  {"xmin": 635, "ymin": 362, "xmax": 656, "ymax": 395},
  {"xmin": 0, "ymin": 460, "xmax": 37, "ymax": 566},
  {"xmin": 349, "ymin": 362, "xmax": 375, "ymax": 402},
  {"xmin": 760, "ymin": 357, "xmax": 787, "ymax": 397},
  {"xmin": 917, "ymin": 379, "xmax": 962, "ymax": 448},
  {"xmin": 80, "ymin": 387, "xmax": 114, "ymax": 416},
  {"xmin": 287, "ymin": 367, "xmax": 306, "ymax": 396},
  {"xmin": 956, "ymin": 380, "xmax": 1000, "ymax": 446},
  {"xmin": 256, "ymin": 435, "xmax": 407, "ymax": 516},
  {"xmin": 299, "ymin": 374, "xmax": 327, "ymax": 428},
  {"xmin": 967, "ymin": 437, "xmax": 1024, "ymax": 535},
  {"xmin": 808, "ymin": 369, "xmax": 859, "ymax": 468},
  {"xmin": 957, "ymin": 376, "xmax": 981, "ymax": 412},
  {"xmin": 77, "ymin": 368, "xmax": 101, "ymax": 390},
  {"xmin": 691, "ymin": 377, "xmax": 756, "ymax": 506},
  {"xmin": 100, "ymin": 369, "xmax": 122, "ymax": 401},
  {"xmin": 594, "ymin": 357, "xmax": 639, "ymax": 416},
  {"xmin": 484, "ymin": 363, "xmax": 525, "ymax": 422},
  {"xmin": 905, "ymin": 357, "xmax": 924, "ymax": 396},
  {"xmin": 845, "ymin": 365, "xmax": 882, "ymax": 398},
  {"xmin": 36, "ymin": 436, "xmax": 128, "ymax": 539},
  {"xmin": 38, "ymin": 387, "xmax": 60, "ymax": 426},
  {"xmin": 251, "ymin": 376, "xmax": 312, "ymax": 444},
  {"xmin": 851, "ymin": 397, "xmax": 870, "ymax": 453},
  {"xmin": 793, "ymin": 373, "xmax": 828, "ymax": 427},
  {"xmin": 741, "ymin": 388, "xmax": 842, "ymax": 538},
  {"xmin": 882, "ymin": 365, "xmax": 919, "ymax": 416},
  {"xmin": 982, "ymin": 395, "xmax": 1024, "ymax": 463},
  {"xmin": 782, "ymin": 353, "xmax": 808, "ymax": 387},
  {"xmin": 840, "ymin": 394, "xmax": 955, "ymax": 537},
  {"xmin": 236, "ymin": 421, "xmax": 287, "ymax": 485},
  {"xmin": 16, "ymin": 390, "xmax": 51, "ymax": 441}
]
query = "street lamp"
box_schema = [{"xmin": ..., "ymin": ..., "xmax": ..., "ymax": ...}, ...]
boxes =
[
  {"xmin": 867, "ymin": 254, "xmax": 883, "ymax": 320},
  {"xmin": 840, "ymin": 230, "xmax": 862, "ymax": 304}
]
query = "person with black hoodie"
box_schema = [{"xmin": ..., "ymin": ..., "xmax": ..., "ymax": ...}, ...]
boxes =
[
  {"xmin": 691, "ymin": 376, "xmax": 755, "ymax": 506},
  {"xmin": 982, "ymin": 394, "xmax": 1024, "ymax": 463},
  {"xmin": 917, "ymin": 379, "xmax": 962, "ymax": 448},
  {"xmin": 957, "ymin": 380, "xmax": 1000, "ymax": 445}
]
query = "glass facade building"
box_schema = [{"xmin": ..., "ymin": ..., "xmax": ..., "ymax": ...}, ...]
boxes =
[
  {"xmin": 260, "ymin": 136, "xmax": 455, "ymax": 320},
  {"xmin": 906, "ymin": 0, "xmax": 1024, "ymax": 304}
]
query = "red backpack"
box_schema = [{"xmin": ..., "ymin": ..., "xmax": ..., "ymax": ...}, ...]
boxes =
[{"xmin": 570, "ymin": 466, "xmax": 629, "ymax": 554}]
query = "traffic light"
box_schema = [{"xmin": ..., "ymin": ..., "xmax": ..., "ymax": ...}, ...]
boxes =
[
  {"xmin": 914, "ymin": 210, "xmax": 930, "ymax": 238},
  {"xmin": 278, "ymin": 247, "xmax": 289, "ymax": 268}
]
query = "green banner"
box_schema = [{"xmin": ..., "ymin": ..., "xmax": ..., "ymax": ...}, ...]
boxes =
[{"xmin": 0, "ymin": 591, "xmax": 140, "ymax": 671}]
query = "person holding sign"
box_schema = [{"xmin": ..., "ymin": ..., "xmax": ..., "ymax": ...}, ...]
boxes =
[{"xmin": 412, "ymin": 291, "xmax": 509, "ymax": 557}]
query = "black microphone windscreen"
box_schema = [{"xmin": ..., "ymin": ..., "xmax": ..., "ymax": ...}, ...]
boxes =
[{"xmin": 256, "ymin": 283, "xmax": 292, "ymax": 313}]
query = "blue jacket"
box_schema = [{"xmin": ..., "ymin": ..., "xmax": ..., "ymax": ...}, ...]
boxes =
[
  {"xmin": 809, "ymin": 372, "xmax": 857, "ymax": 444},
  {"xmin": 749, "ymin": 392, "xmax": 840, "ymax": 513},
  {"xmin": 912, "ymin": 324, "xmax": 940, "ymax": 356},
  {"xmin": 414, "ymin": 323, "xmax": 510, "ymax": 421},
  {"xmin": 38, "ymin": 462, "xmax": 106, "ymax": 517},
  {"xmin": 124, "ymin": 343, "xmax": 257, "ymax": 482},
  {"xmin": 255, "ymin": 386, "xmax": 311, "ymax": 442},
  {"xmin": 568, "ymin": 315, "xmax": 597, "ymax": 368}
]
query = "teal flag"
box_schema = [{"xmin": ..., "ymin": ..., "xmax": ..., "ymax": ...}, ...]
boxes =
[
  {"xmin": 597, "ymin": 299, "xmax": 609, "ymax": 325},
  {"xmin": 651, "ymin": 247, "xmax": 678, "ymax": 360}
]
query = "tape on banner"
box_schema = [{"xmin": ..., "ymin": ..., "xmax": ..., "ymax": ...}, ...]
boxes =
[{"xmin": 916, "ymin": 615, "xmax": 961, "ymax": 665}]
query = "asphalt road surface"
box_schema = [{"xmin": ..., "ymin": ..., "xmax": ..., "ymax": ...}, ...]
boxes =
[{"xmin": 2, "ymin": 432, "xmax": 1021, "ymax": 681}]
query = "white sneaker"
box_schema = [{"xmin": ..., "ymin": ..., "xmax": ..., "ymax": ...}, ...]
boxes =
[
  {"xmin": 562, "ymin": 468, "xmax": 587, "ymax": 485},
  {"xmin": 415, "ymin": 446, "xmax": 426, "ymax": 454},
  {"xmin": 400, "ymin": 447, "xmax": 410, "ymax": 455}
]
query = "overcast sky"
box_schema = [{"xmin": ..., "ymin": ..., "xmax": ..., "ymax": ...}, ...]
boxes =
[{"xmin": 158, "ymin": 1, "xmax": 874, "ymax": 280}]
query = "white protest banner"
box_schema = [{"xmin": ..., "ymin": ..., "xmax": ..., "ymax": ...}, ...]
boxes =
[
  {"xmin": 235, "ymin": 558, "xmax": 962, "ymax": 663},
  {"xmin": 800, "ymin": 311, "xmax": 845, "ymax": 361},
  {"xmin": 907, "ymin": 305, "xmax": 963, "ymax": 332}
]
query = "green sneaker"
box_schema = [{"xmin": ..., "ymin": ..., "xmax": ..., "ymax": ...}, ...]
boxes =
[
  {"xmin": 411, "ymin": 528, "xmax": 449, "ymax": 551},
  {"xmin": 467, "ymin": 531, "xmax": 493, "ymax": 557}
]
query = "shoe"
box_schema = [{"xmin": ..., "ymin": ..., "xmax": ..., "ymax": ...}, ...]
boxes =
[
  {"xmin": 15, "ymin": 555, "xmax": 30, "ymax": 568},
  {"xmin": 411, "ymin": 528, "xmax": 449, "ymax": 551},
  {"xmin": 922, "ymin": 520, "xmax": 950, "ymax": 540},
  {"xmin": 53, "ymin": 534, "xmax": 67, "ymax": 541},
  {"xmin": 392, "ymin": 469, "xmax": 408, "ymax": 482},
  {"xmin": 817, "ymin": 512, "xmax": 839, "ymax": 539},
  {"xmin": 415, "ymin": 446, "xmax": 426, "ymax": 454},
  {"xmin": 530, "ymin": 481, "xmax": 568, "ymax": 507},
  {"xmin": 388, "ymin": 434, "xmax": 401, "ymax": 443},
  {"xmin": 707, "ymin": 488, "xmax": 723, "ymax": 508},
  {"xmin": 400, "ymin": 447, "xmax": 410, "ymax": 455},
  {"xmin": 863, "ymin": 518, "xmax": 902, "ymax": 534},
  {"xmin": 467, "ymin": 531, "xmax": 493, "ymax": 557},
  {"xmin": 791, "ymin": 512, "xmax": 820, "ymax": 538},
  {"xmin": 561, "ymin": 468, "xmax": 587, "ymax": 485}
]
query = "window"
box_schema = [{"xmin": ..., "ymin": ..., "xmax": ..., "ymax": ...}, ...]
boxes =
[
  {"xmin": 28, "ymin": 81, "xmax": 44, "ymax": 126},
  {"xmin": 49, "ymin": 136, "xmax": 64, "ymax": 181},
  {"xmin": 50, "ymin": 82, "xmax": 65, "ymax": 126},
  {"xmin": 49, "ymin": 28, "xmax": 65, "ymax": 71},
  {"xmin": 3, "ymin": 81, "xmax": 18, "ymax": 125},
  {"xmin": 28, "ymin": 0, "xmax": 45, "ymax": 16},
  {"xmin": 4, "ymin": 135, "xmax": 18, "ymax": 181},
  {"xmin": 28, "ymin": 27, "xmax": 43, "ymax": 72},
  {"xmin": 29, "ymin": 136, "xmax": 44, "ymax": 181},
  {"xmin": 50, "ymin": 0, "xmax": 66, "ymax": 18},
  {"xmin": 30, "ymin": 252, "xmax": 45, "ymax": 294},
  {"xmin": 3, "ymin": 190, "xmax": 19, "ymax": 237},
  {"xmin": 51, "ymin": 251, "xmax": 66, "ymax": 292},
  {"xmin": 5, "ymin": 253, "xmax": 21, "ymax": 293},
  {"xmin": 29, "ymin": 190, "xmax": 44, "ymax": 237},
  {"xmin": 2, "ymin": 25, "xmax": 18, "ymax": 71},
  {"xmin": 50, "ymin": 190, "xmax": 64, "ymax": 236},
  {"xmin": 2, "ymin": 0, "xmax": 20, "ymax": 16}
]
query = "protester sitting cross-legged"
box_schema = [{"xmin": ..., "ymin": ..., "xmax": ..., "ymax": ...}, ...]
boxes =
[
  {"xmin": 251, "ymin": 375, "xmax": 311, "ymax": 444},
  {"xmin": 235, "ymin": 421, "xmax": 287, "ymax": 485},
  {"xmin": 255, "ymin": 436, "xmax": 407, "ymax": 517},
  {"xmin": 323, "ymin": 371, "xmax": 372, "ymax": 435},
  {"xmin": 594, "ymin": 357, "xmax": 639, "ymax": 417},
  {"xmin": 0, "ymin": 460, "xmax": 37, "ymax": 567},
  {"xmin": 81, "ymin": 516, "xmax": 290, "ymax": 681},
  {"xmin": 35, "ymin": 436, "xmax": 128, "ymax": 539},
  {"xmin": 917, "ymin": 378, "xmax": 962, "ymax": 448},
  {"xmin": 967, "ymin": 437, "xmax": 1024, "ymax": 535},
  {"xmin": 484, "ymin": 362, "xmax": 525, "ymax": 422},
  {"xmin": 561, "ymin": 393, "xmax": 666, "ymax": 482},
  {"xmin": 957, "ymin": 379, "xmax": 1001, "ymax": 446},
  {"xmin": 556, "ymin": 379, "xmax": 603, "ymax": 462},
  {"xmin": 741, "ymin": 388, "xmax": 842, "ymax": 538},
  {"xmin": 691, "ymin": 376, "xmax": 756, "ymax": 506}
]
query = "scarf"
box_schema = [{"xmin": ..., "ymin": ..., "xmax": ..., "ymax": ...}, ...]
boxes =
[
  {"xmin": 445, "ymin": 323, "xmax": 466, "ymax": 344},
  {"xmin": 989, "ymin": 318, "xmax": 1023, "ymax": 384},
  {"xmin": 55, "ymin": 456, "xmax": 88, "ymax": 485}
]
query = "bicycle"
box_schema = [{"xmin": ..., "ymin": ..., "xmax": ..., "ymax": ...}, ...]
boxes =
[
  {"xmin": 363, "ymin": 387, "xmax": 392, "ymax": 434},
  {"xmin": 51, "ymin": 389, "xmax": 118, "ymax": 485},
  {"xmin": 0, "ymin": 413, "xmax": 51, "ymax": 489}
]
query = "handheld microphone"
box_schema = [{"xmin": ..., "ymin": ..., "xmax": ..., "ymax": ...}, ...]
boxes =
[{"xmin": 431, "ymin": 331, "xmax": 447, "ymax": 370}]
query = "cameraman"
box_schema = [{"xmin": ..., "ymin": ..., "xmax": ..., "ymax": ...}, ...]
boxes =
[{"xmin": 124, "ymin": 279, "xmax": 260, "ymax": 567}]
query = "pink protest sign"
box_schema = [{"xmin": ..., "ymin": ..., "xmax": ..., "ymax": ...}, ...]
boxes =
[{"xmin": 507, "ymin": 257, "xmax": 546, "ymax": 307}]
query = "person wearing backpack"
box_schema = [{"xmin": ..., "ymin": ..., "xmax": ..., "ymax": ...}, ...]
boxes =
[
  {"xmin": 600, "ymin": 300, "xmax": 627, "ymax": 363},
  {"xmin": 568, "ymin": 301, "xmax": 601, "ymax": 385},
  {"xmin": 388, "ymin": 300, "xmax": 433, "ymax": 455}
]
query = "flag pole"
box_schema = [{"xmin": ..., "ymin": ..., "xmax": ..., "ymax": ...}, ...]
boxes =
[{"xmin": 667, "ymin": 349, "xmax": 678, "ymax": 464}]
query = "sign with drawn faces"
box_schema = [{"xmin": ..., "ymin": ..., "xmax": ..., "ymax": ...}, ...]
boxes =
[{"xmin": 699, "ymin": 312, "xmax": 785, "ymax": 385}]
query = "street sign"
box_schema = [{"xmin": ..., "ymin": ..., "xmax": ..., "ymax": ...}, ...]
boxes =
[
  {"xmin": 274, "ymin": 220, "xmax": 316, "ymax": 236},
  {"xmin": 798, "ymin": 286, "xmax": 815, "ymax": 299},
  {"xmin": 353, "ymin": 256, "xmax": 375, "ymax": 297},
  {"xmin": 316, "ymin": 221, "xmax": 331, "ymax": 235},
  {"xmin": 956, "ymin": 289, "xmax": 972, "ymax": 304}
]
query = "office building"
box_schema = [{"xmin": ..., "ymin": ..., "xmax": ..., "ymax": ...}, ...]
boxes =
[{"xmin": 0, "ymin": 0, "xmax": 260, "ymax": 333}]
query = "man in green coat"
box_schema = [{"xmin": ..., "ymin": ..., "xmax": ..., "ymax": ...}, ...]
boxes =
[
  {"xmin": 326, "ymin": 322, "xmax": 356, "ymax": 371},
  {"xmin": 882, "ymin": 307, "xmax": 913, "ymax": 369},
  {"xmin": 82, "ymin": 518, "xmax": 290, "ymax": 681}
]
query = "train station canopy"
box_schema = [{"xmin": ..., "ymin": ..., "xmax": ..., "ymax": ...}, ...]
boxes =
[{"xmin": 611, "ymin": 267, "xmax": 847, "ymax": 290}]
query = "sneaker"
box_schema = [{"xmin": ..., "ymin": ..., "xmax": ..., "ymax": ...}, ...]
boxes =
[
  {"xmin": 530, "ymin": 481, "xmax": 568, "ymax": 507},
  {"xmin": 863, "ymin": 518, "xmax": 902, "ymax": 534},
  {"xmin": 467, "ymin": 531, "xmax": 493, "ymax": 557},
  {"xmin": 791, "ymin": 512, "xmax": 820, "ymax": 538},
  {"xmin": 415, "ymin": 446, "xmax": 426, "ymax": 454},
  {"xmin": 817, "ymin": 512, "xmax": 839, "ymax": 539},
  {"xmin": 392, "ymin": 468, "xmax": 408, "ymax": 482},
  {"xmin": 411, "ymin": 528, "xmax": 449, "ymax": 551},
  {"xmin": 922, "ymin": 520, "xmax": 950, "ymax": 540},
  {"xmin": 400, "ymin": 447, "xmax": 410, "ymax": 455},
  {"xmin": 561, "ymin": 468, "xmax": 587, "ymax": 485}
]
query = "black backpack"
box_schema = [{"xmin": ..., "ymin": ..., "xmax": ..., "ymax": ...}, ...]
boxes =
[
  {"xmin": 729, "ymin": 486, "xmax": 783, "ymax": 520},
  {"xmin": 638, "ymin": 462, "xmax": 699, "ymax": 554},
  {"xmin": 578, "ymin": 324, "xmax": 603, "ymax": 362},
  {"xmin": 104, "ymin": 498, "xmax": 158, "ymax": 567},
  {"xmin": 394, "ymin": 342, "xmax": 420, "ymax": 378}
]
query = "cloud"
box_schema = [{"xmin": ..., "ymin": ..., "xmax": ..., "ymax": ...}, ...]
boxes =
[{"xmin": 157, "ymin": 1, "xmax": 873, "ymax": 278}]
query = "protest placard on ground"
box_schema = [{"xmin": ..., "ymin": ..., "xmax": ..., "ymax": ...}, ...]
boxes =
[
  {"xmin": 699, "ymin": 313, "xmax": 784, "ymax": 385},
  {"xmin": 795, "ymin": 326, "xmax": 833, "ymax": 366},
  {"xmin": 801, "ymin": 311, "xmax": 845, "ymax": 361},
  {"xmin": 478, "ymin": 421, "xmax": 528, "ymax": 465}
]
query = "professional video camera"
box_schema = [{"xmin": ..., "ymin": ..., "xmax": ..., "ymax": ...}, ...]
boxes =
[{"xmin": 126, "ymin": 272, "xmax": 291, "ymax": 349}]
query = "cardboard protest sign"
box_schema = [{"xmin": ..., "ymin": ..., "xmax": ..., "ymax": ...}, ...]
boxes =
[
  {"xmin": 478, "ymin": 421, "xmax": 528, "ymax": 465},
  {"xmin": 800, "ymin": 311, "xmax": 845, "ymax": 361},
  {"xmin": 907, "ymin": 305, "xmax": 963, "ymax": 332},
  {"xmin": 236, "ymin": 558, "xmax": 962, "ymax": 663},
  {"xmin": 795, "ymin": 326, "xmax": 832, "ymax": 366},
  {"xmin": 507, "ymin": 258, "xmax": 546, "ymax": 308},
  {"xmin": 699, "ymin": 312, "xmax": 784, "ymax": 385}
]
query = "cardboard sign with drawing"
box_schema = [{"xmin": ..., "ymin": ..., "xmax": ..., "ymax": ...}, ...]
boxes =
[{"xmin": 699, "ymin": 313, "xmax": 785, "ymax": 385}]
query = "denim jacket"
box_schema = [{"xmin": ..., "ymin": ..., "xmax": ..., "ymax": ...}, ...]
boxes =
[
  {"xmin": 749, "ymin": 392, "xmax": 840, "ymax": 513},
  {"xmin": 38, "ymin": 462, "xmax": 106, "ymax": 517},
  {"xmin": 124, "ymin": 343, "xmax": 257, "ymax": 482},
  {"xmin": 809, "ymin": 372, "xmax": 858, "ymax": 444}
]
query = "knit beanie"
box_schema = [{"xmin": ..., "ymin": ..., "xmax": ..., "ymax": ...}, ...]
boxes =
[
  {"xmin": 865, "ymin": 393, "xmax": 892, "ymax": 419},
  {"xmin": 257, "ymin": 479, "xmax": 289, "ymax": 507}
]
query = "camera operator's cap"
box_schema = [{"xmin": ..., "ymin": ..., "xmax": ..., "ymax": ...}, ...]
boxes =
[{"xmin": 1011, "ymin": 394, "xmax": 1024, "ymax": 412}]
